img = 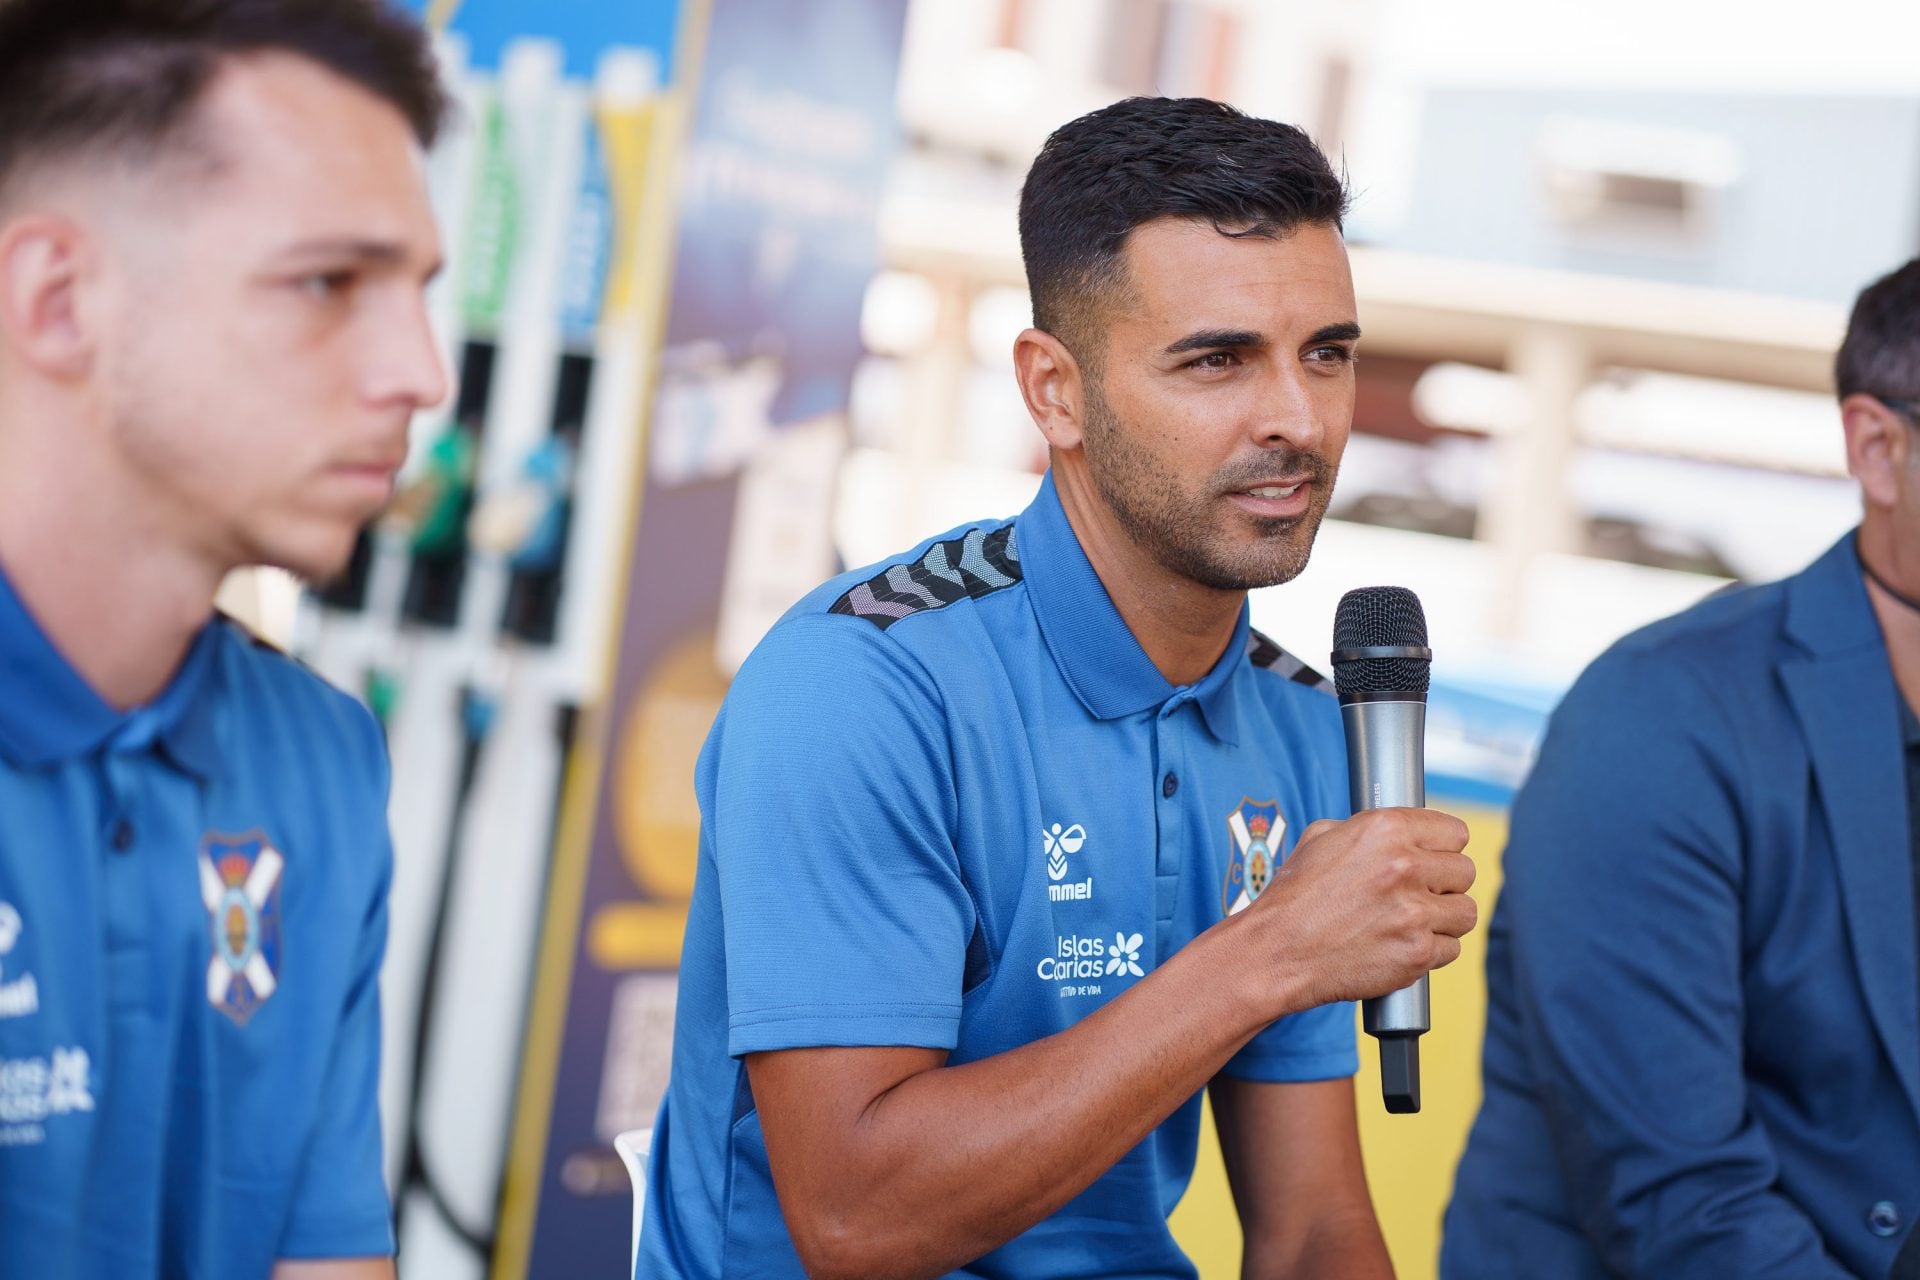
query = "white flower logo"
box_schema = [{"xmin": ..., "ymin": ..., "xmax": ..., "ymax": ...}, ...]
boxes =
[{"xmin": 1103, "ymin": 932, "xmax": 1144, "ymax": 978}]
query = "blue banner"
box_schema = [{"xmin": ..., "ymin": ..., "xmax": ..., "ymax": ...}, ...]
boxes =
[
  {"xmin": 650, "ymin": 0, "xmax": 909, "ymax": 478},
  {"xmin": 395, "ymin": 0, "xmax": 682, "ymax": 80}
]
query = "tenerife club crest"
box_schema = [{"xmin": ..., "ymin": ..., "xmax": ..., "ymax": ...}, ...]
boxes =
[
  {"xmin": 197, "ymin": 831, "xmax": 284, "ymax": 1026},
  {"xmin": 1223, "ymin": 799, "xmax": 1286, "ymax": 916}
]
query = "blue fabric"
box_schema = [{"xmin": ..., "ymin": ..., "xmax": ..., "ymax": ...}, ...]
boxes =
[
  {"xmin": 0, "ymin": 568, "xmax": 395, "ymax": 1277},
  {"xmin": 639, "ymin": 471, "xmax": 1356, "ymax": 1279},
  {"xmin": 1443, "ymin": 533, "xmax": 1920, "ymax": 1279}
]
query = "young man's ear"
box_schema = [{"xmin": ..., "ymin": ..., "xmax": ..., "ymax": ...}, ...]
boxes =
[
  {"xmin": 1014, "ymin": 327, "xmax": 1089, "ymax": 453},
  {"xmin": 0, "ymin": 215, "xmax": 96, "ymax": 380},
  {"xmin": 1841, "ymin": 392, "xmax": 1914, "ymax": 512}
]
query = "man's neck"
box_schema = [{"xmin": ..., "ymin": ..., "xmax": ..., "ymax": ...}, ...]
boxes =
[
  {"xmin": 0, "ymin": 399, "xmax": 221, "ymax": 709},
  {"xmin": 1859, "ymin": 518, "xmax": 1920, "ymax": 718},
  {"xmin": 1051, "ymin": 464, "xmax": 1245, "ymax": 688}
]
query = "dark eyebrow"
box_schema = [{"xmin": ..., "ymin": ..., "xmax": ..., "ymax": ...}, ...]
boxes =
[
  {"xmin": 277, "ymin": 238, "xmax": 410, "ymax": 265},
  {"xmin": 1308, "ymin": 321, "xmax": 1362, "ymax": 344},
  {"xmin": 273, "ymin": 238, "xmax": 444, "ymax": 284},
  {"xmin": 1164, "ymin": 328, "xmax": 1266, "ymax": 357}
]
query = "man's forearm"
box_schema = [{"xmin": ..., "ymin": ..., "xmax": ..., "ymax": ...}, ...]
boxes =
[
  {"xmin": 756, "ymin": 917, "xmax": 1291, "ymax": 1279},
  {"xmin": 271, "ymin": 1259, "xmax": 396, "ymax": 1280},
  {"xmin": 1242, "ymin": 1211, "xmax": 1393, "ymax": 1280}
]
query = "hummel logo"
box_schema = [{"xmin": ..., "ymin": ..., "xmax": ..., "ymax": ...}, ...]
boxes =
[
  {"xmin": 1041, "ymin": 823, "xmax": 1085, "ymax": 881},
  {"xmin": 0, "ymin": 904, "xmax": 36, "ymax": 1021}
]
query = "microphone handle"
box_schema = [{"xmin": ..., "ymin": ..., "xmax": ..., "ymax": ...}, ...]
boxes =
[{"xmin": 1341, "ymin": 697, "xmax": 1431, "ymax": 1114}]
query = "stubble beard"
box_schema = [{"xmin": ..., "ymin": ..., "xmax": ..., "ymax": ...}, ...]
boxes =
[{"xmin": 1079, "ymin": 385, "xmax": 1336, "ymax": 592}]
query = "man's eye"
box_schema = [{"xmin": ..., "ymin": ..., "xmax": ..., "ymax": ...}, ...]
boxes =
[
  {"xmin": 297, "ymin": 271, "xmax": 356, "ymax": 300},
  {"xmin": 1307, "ymin": 344, "xmax": 1355, "ymax": 364},
  {"xmin": 1189, "ymin": 351, "xmax": 1239, "ymax": 370}
]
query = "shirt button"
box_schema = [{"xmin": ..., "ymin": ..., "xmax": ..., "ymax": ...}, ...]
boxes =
[
  {"xmin": 1161, "ymin": 772, "xmax": 1179, "ymax": 798},
  {"xmin": 109, "ymin": 820, "xmax": 135, "ymax": 853},
  {"xmin": 1869, "ymin": 1201, "xmax": 1902, "ymax": 1237}
]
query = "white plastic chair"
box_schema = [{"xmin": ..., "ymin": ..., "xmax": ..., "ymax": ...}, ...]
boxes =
[{"xmin": 613, "ymin": 1127, "xmax": 653, "ymax": 1274}]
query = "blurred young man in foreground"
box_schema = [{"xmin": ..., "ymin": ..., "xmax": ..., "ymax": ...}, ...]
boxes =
[{"xmin": 0, "ymin": 2, "xmax": 448, "ymax": 1274}]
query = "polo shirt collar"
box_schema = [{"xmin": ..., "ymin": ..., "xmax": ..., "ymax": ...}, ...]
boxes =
[
  {"xmin": 0, "ymin": 562, "xmax": 222, "ymax": 776},
  {"xmin": 1019, "ymin": 471, "xmax": 1251, "ymax": 744}
]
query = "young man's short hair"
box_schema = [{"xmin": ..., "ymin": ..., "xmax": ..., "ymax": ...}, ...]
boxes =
[{"xmin": 0, "ymin": 0, "xmax": 447, "ymax": 202}]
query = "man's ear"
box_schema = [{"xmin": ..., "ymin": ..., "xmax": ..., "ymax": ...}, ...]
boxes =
[
  {"xmin": 1013, "ymin": 327, "xmax": 1089, "ymax": 453},
  {"xmin": 1842, "ymin": 392, "xmax": 1910, "ymax": 512},
  {"xmin": 0, "ymin": 214, "xmax": 96, "ymax": 380}
]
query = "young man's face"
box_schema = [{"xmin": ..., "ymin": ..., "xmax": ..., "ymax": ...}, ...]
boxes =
[
  {"xmin": 1077, "ymin": 217, "xmax": 1357, "ymax": 591},
  {"xmin": 92, "ymin": 52, "xmax": 446, "ymax": 582}
]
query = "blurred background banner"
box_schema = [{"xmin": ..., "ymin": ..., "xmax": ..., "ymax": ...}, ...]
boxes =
[
  {"xmin": 493, "ymin": 3, "xmax": 910, "ymax": 1279},
  {"xmin": 654, "ymin": 0, "xmax": 907, "ymax": 470},
  {"xmin": 413, "ymin": 0, "xmax": 683, "ymax": 79},
  {"xmin": 197, "ymin": 3, "xmax": 1920, "ymax": 1276}
]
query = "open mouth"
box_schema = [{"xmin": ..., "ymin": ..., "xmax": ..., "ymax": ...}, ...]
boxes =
[{"xmin": 1227, "ymin": 478, "xmax": 1314, "ymax": 519}]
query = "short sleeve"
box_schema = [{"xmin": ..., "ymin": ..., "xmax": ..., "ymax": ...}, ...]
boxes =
[
  {"xmin": 711, "ymin": 615, "xmax": 975, "ymax": 1057},
  {"xmin": 277, "ymin": 701, "xmax": 395, "ymax": 1259},
  {"xmin": 1224, "ymin": 998, "xmax": 1359, "ymax": 1082}
]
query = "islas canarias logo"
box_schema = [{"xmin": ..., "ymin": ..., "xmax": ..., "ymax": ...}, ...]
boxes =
[
  {"xmin": 1036, "ymin": 931, "xmax": 1146, "ymax": 983},
  {"xmin": 1223, "ymin": 799, "xmax": 1286, "ymax": 916}
]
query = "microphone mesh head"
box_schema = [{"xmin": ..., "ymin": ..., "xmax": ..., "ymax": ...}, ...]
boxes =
[{"xmin": 1333, "ymin": 586, "xmax": 1431, "ymax": 696}]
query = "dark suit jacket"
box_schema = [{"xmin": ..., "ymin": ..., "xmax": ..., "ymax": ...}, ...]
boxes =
[{"xmin": 1443, "ymin": 533, "xmax": 1920, "ymax": 1279}]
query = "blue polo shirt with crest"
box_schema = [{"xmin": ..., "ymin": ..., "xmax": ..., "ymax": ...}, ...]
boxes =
[
  {"xmin": 0, "ymin": 567, "xmax": 394, "ymax": 1276},
  {"xmin": 640, "ymin": 471, "xmax": 1357, "ymax": 1279}
]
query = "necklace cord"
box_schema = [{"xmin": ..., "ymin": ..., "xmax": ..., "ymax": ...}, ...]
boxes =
[{"xmin": 1858, "ymin": 532, "xmax": 1920, "ymax": 616}]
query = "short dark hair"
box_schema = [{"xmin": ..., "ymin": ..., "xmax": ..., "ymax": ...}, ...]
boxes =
[
  {"xmin": 0, "ymin": 0, "xmax": 447, "ymax": 201},
  {"xmin": 1836, "ymin": 257, "xmax": 1920, "ymax": 403},
  {"xmin": 1018, "ymin": 96, "xmax": 1349, "ymax": 371}
]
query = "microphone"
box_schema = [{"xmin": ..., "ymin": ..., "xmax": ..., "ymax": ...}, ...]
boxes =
[{"xmin": 1331, "ymin": 586, "xmax": 1434, "ymax": 1114}]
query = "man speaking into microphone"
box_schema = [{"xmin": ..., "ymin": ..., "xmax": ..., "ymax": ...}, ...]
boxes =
[{"xmin": 641, "ymin": 97, "xmax": 1477, "ymax": 1280}]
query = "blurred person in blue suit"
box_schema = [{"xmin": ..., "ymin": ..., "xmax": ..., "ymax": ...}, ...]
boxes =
[{"xmin": 1442, "ymin": 260, "xmax": 1920, "ymax": 1278}]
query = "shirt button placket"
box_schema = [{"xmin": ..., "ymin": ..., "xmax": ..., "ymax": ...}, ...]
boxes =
[
  {"xmin": 1153, "ymin": 702, "xmax": 1187, "ymax": 960},
  {"xmin": 100, "ymin": 754, "xmax": 145, "ymax": 956}
]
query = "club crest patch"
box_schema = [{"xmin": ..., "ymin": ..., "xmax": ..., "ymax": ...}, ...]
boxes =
[
  {"xmin": 197, "ymin": 831, "xmax": 284, "ymax": 1026},
  {"xmin": 1223, "ymin": 799, "xmax": 1286, "ymax": 916}
]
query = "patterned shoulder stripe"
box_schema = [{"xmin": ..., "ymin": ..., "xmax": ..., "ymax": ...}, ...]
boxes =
[
  {"xmin": 1246, "ymin": 628, "xmax": 1334, "ymax": 695},
  {"xmin": 829, "ymin": 523, "xmax": 1022, "ymax": 630}
]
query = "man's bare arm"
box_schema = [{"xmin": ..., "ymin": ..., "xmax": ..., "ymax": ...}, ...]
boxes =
[
  {"xmin": 271, "ymin": 1259, "xmax": 395, "ymax": 1280},
  {"xmin": 1211, "ymin": 1075, "xmax": 1390, "ymax": 1280}
]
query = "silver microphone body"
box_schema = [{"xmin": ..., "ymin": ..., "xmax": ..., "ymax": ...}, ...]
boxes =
[{"xmin": 1341, "ymin": 697, "xmax": 1432, "ymax": 1044}]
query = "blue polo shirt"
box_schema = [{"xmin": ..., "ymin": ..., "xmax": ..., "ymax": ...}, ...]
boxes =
[
  {"xmin": 0, "ymin": 568, "xmax": 395, "ymax": 1276},
  {"xmin": 641, "ymin": 472, "xmax": 1357, "ymax": 1279}
]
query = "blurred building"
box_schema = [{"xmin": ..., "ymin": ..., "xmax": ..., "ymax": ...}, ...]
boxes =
[{"xmin": 850, "ymin": 0, "xmax": 1918, "ymax": 700}]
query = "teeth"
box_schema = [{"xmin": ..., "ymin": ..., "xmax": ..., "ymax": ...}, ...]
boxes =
[{"xmin": 1247, "ymin": 485, "xmax": 1300, "ymax": 499}]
